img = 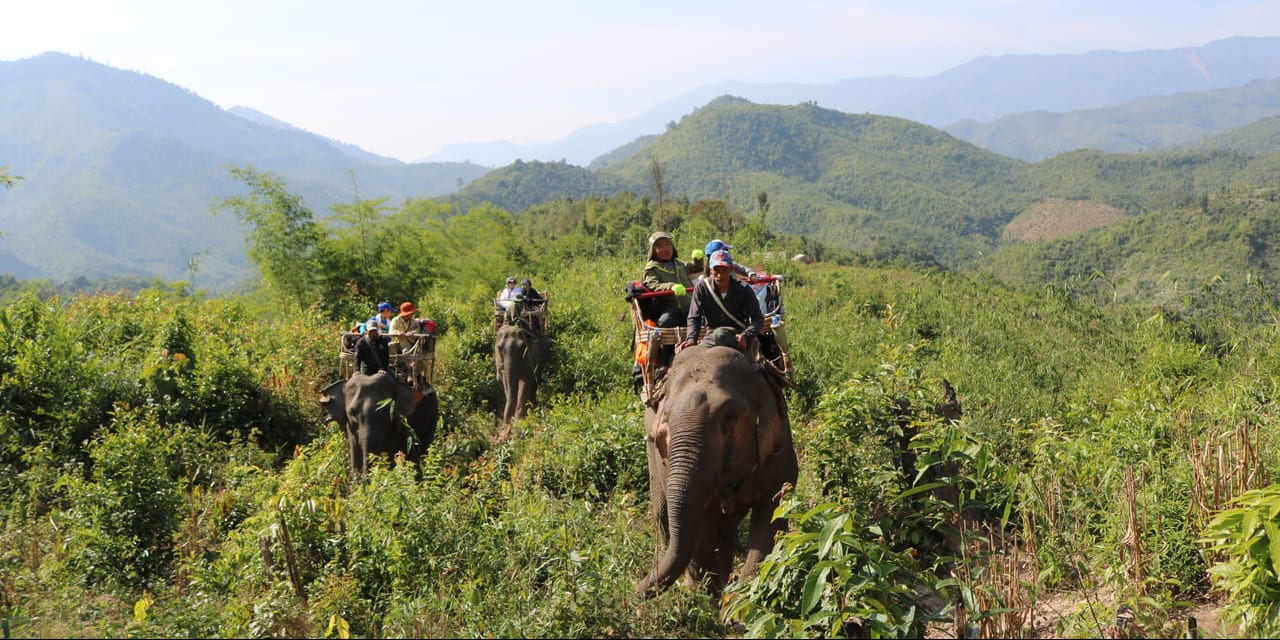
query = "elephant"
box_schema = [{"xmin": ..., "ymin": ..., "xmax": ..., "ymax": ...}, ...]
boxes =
[
  {"xmin": 319, "ymin": 370, "xmax": 439, "ymax": 477},
  {"xmin": 637, "ymin": 343, "xmax": 798, "ymax": 598},
  {"xmin": 494, "ymin": 322, "xmax": 548, "ymax": 423}
]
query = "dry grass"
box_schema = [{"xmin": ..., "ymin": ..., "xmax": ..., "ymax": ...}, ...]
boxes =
[{"xmin": 1003, "ymin": 198, "xmax": 1125, "ymax": 242}]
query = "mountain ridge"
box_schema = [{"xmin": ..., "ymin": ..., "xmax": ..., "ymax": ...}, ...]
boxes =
[{"xmin": 422, "ymin": 36, "xmax": 1280, "ymax": 167}]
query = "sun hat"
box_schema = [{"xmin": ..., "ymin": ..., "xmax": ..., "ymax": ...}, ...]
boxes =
[{"xmin": 399, "ymin": 301, "xmax": 417, "ymax": 316}]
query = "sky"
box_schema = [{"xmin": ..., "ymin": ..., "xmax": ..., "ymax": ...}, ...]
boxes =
[{"xmin": 4, "ymin": 0, "xmax": 1280, "ymax": 163}]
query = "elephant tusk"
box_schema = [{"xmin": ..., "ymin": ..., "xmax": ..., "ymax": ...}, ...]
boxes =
[{"xmin": 772, "ymin": 482, "xmax": 793, "ymax": 502}]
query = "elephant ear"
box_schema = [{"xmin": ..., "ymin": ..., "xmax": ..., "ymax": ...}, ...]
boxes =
[
  {"xmin": 318, "ymin": 379, "xmax": 350, "ymax": 428},
  {"xmin": 394, "ymin": 383, "xmax": 426, "ymax": 418}
]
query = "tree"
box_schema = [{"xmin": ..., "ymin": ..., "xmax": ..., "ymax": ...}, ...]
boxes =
[
  {"xmin": 213, "ymin": 166, "xmax": 324, "ymax": 309},
  {"xmin": 329, "ymin": 170, "xmax": 390, "ymax": 278},
  {"xmin": 1, "ymin": 165, "xmax": 21, "ymax": 190},
  {"xmin": 649, "ymin": 157, "xmax": 666, "ymax": 208}
]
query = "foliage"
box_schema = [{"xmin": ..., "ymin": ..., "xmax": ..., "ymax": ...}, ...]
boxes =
[
  {"xmin": 723, "ymin": 500, "xmax": 929, "ymax": 638},
  {"xmin": 1201, "ymin": 485, "xmax": 1280, "ymax": 636},
  {"xmin": 213, "ymin": 166, "xmax": 325, "ymax": 309}
]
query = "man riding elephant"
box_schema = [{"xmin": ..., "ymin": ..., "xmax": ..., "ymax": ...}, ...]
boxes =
[
  {"xmin": 319, "ymin": 371, "xmax": 438, "ymax": 478},
  {"xmin": 679, "ymin": 249, "xmax": 764, "ymax": 354},
  {"xmin": 638, "ymin": 341, "xmax": 797, "ymax": 598},
  {"xmin": 494, "ymin": 307, "xmax": 548, "ymax": 423}
]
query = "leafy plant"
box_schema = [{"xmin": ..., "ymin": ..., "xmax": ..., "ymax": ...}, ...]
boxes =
[
  {"xmin": 1201, "ymin": 484, "xmax": 1280, "ymax": 635},
  {"xmin": 723, "ymin": 500, "xmax": 929, "ymax": 638}
]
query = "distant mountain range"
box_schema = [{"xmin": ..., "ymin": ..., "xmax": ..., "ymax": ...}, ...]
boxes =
[
  {"xmin": 422, "ymin": 36, "xmax": 1280, "ymax": 167},
  {"xmin": 5, "ymin": 39, "xmax": 1280, "ymax": 290},
  {"xmin": 0, "ymin": 53, "xmax": 489, "ymax": 289},
  {"xmin": 456, "ymin": 96, "xmax": 1280, "ymax": 273},
  {"xmin": 946, "ymin": 77, "xmax": 1280, "ymax": 160}
]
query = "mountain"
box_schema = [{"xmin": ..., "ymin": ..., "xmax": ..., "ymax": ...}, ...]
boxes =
[
  {"xmin": 422, "ymin": 37, "xmax": 1280, "ymax": 167},
  {"xmin": 456, "ymin": 97, "xmax": 1033, "ymax": 266},
  {"xmin": 457, "ymin": 98, "xmax": 1280, "ymax": 273},
  {"xmin": 984, "ymin": 185, "xmax": 1280, "ymax": 311},
  {"xmin": 945, "ymin": 78, "xmax": 1280, "ymax": 160},
  {"xmin": 227, "ymin": 106, "xmax": 403, "ymax": 166},
  {"xmin": 0, "ymin": 53, "xmax": 491, "ymax": 289},
  {"xmin": 1191, "ymin": 114, "xmax": 1280, "ymax": 154}
]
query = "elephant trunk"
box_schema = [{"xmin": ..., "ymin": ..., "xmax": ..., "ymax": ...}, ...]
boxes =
[{"xmin": 639, "ymin": 420, "xmax": 710, "ymax": 597}]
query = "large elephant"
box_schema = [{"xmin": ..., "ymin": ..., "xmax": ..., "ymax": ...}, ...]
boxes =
[
  {"xmin": 494, "ymin": 323, "xmax": 548, "ymax": 423},
  {"xmin": 638, "ymin": 344, "xmax": 798, "ymax": 598},
  {"xmin": 319, "ymin": 371, "xmax": 438, "ymax": 477}
]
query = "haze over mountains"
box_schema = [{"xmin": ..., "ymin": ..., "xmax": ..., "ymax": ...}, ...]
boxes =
[
  {"xmin": 3, "ymin": 37, "xmax": 1280, "ymax": 291},
  {"xmin": 422, "ymin": 36, "xmax": 1280, "ymax": 167}
]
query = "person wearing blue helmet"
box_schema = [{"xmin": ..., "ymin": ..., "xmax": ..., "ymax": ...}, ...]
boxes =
[
  {"xmin": 702, "ymin": 238, "xmax": 756, "ymax": 281},
  {"xmin": 366, "ymin": 301, "xmax": 394, "ymax": 334}
]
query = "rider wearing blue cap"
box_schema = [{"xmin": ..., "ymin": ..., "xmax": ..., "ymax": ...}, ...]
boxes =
[
  {"xmin": 681, "ymin": 250, "xmax": 764, "ymax": 353},
  {"xmin": 702, "ymin": 239, "xmax": 756, "ymax": 281},
  {"xmin": 366, "ymin": 302, "xmax": 394, "ymax": 334}
]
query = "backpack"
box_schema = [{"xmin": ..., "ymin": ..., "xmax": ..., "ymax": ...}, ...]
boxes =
[{"xmin": 625, "ymin": 280, "xmax": 665, "ymax": 323}]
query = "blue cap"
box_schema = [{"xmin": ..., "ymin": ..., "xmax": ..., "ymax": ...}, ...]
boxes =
[
  {"xmin": 709, "ymin": 250, "xmax": 734, "ymax": 269},
  {"xmin": 377, "ymin": 302, "xmax": 394, "ymax": 313},
  {"xmin": 705, "ymin": 239, "xmax": 733, "ymax": 255}
]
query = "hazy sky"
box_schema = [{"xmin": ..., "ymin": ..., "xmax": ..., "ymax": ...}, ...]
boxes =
[{"xmin": 4, "ymin": 0, "xmax": 1280, "ymax": 162}]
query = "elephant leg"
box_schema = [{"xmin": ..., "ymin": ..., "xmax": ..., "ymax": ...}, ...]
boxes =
[
  {"xmin": 515, "ymin": 377, "xmax": 535, "ymax": 420},
  {"xmin": 742, "ymin": 499, "xmax": 786, "ymax": 580},
  {"xmin": 686, "ymin": 502, "xmax": 724, "ymax": 590},
  {"xmin": 646, "ymin": 439, "xmax": 669, "ymax": 547},
  {"xmin": 713, "ymin": 511, "xmax": 746, "ymax": 594},
  {"xmin": 501, "ymin": 376, "xmax": 517, "ymax": 423},
  {"xmin": 347, "ymin": 428, "xmax": 365, "ymax": 478}
]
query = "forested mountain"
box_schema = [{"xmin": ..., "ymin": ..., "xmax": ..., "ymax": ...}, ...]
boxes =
[
  {"xmin": 0, "ymin": 53, "xmax": 490, "ymax": 289},
  {"xmin": 946, "ymin": 78, "xmax": 1280, "ymax": 160},
  {"xmin": 226, "ymin": 106, "xmax": 403, "ymax": 166},
  {"xmin": 985, "ymin": 185, "xmax": 1280, "ymax": 313},
  {"xmin": 450, "ymin": 160, "xmax": 640, "ymax": 214},
  {"xmin": 424, "ymin": 36, "xmax": 1280, "ymax": 166},
  {"xmin": 456, "ymin": 97, "xmax": 1280, "ymax": 277},
  {"xmin": 1191, "ymin": 114, "xmax": 1280, "ymax": 154}
]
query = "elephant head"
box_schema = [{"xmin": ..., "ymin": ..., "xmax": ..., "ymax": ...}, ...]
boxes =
[
  {"xmin": 494, "ymin": 323, "xmax": 548, "ymax": 423},
  {"xmin": 637, "ymin": 344, "xmax": 798, "ymax": 598},
  {"xmin": 319, "ymin": 371, "xmax": 439, "ymax": 478}
]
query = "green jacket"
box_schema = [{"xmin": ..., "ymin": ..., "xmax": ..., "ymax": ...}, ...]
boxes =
[{"xmin": 643, "ymin": 258, "xmax": 697, "ymax": 312}]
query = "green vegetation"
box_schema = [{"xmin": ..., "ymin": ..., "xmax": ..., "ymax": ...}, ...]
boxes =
[
  {"xmin": 5, "ymin": 168, "xmax": 1280, "ymax": 637},
  {"xmin": 946, "ymin": 77, "xmax": 1280, "ymax": 161}
]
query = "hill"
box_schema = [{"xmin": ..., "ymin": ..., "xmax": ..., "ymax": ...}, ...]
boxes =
[
  {"xmin": 424, "ymin": 36, "xmax": 1280, "ymax": 166},
  {"xmin": 457, "ymin": 98, "xmax": 1280, "ymax": 292},
  {"xmin": 946, "ymin": 77, "xmax": 1280, "ymax": 160},
  {"xmin": 1191, "ymin": 114, "xmax": 1280, "ymax": 154},
  {"xmin": 986, "ymin": 185, "xmax": 1280, "ymax": 312},
  {"xmin": 455, "ymin": 97, "xmax": 1037, "ymax": 267},
  {"xmin": 0, "ymin": 53, "xmax": 491, "ymax": 289}
]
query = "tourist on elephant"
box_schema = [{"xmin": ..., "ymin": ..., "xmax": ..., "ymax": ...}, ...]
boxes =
[
  {"xmin": 355, "ymin": 323, "xmax": 390, "ymax": 375},
  {"xmin": 495, "ymin": 276, "xmax": 521, "ymax": 331},
  {"xmin": 702, "ymin": 238, "xmax": 757, "ymax": 282},
  {"xmin": 642, "ymin": 231, "xmax": 698, "ymax": 328},
  {"xmin": 388, "ymin": 301, "xmax": 421, "ymax": 351},
  {"xmin": 366, "ymin": 301, "xmax": 394, "ymax": 334},
  {"xmin": 679, "ymin": 250, "xmax": 764, "ymax": 353}
]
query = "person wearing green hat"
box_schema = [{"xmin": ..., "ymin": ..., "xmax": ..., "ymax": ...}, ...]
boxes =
[
  {"xmin": 634, "ymin": 230, "xmax": 702, "ymax": 393},
  {"xmin": 642, "ymin": 230, "xmax": 700, "ymax": 329}
]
